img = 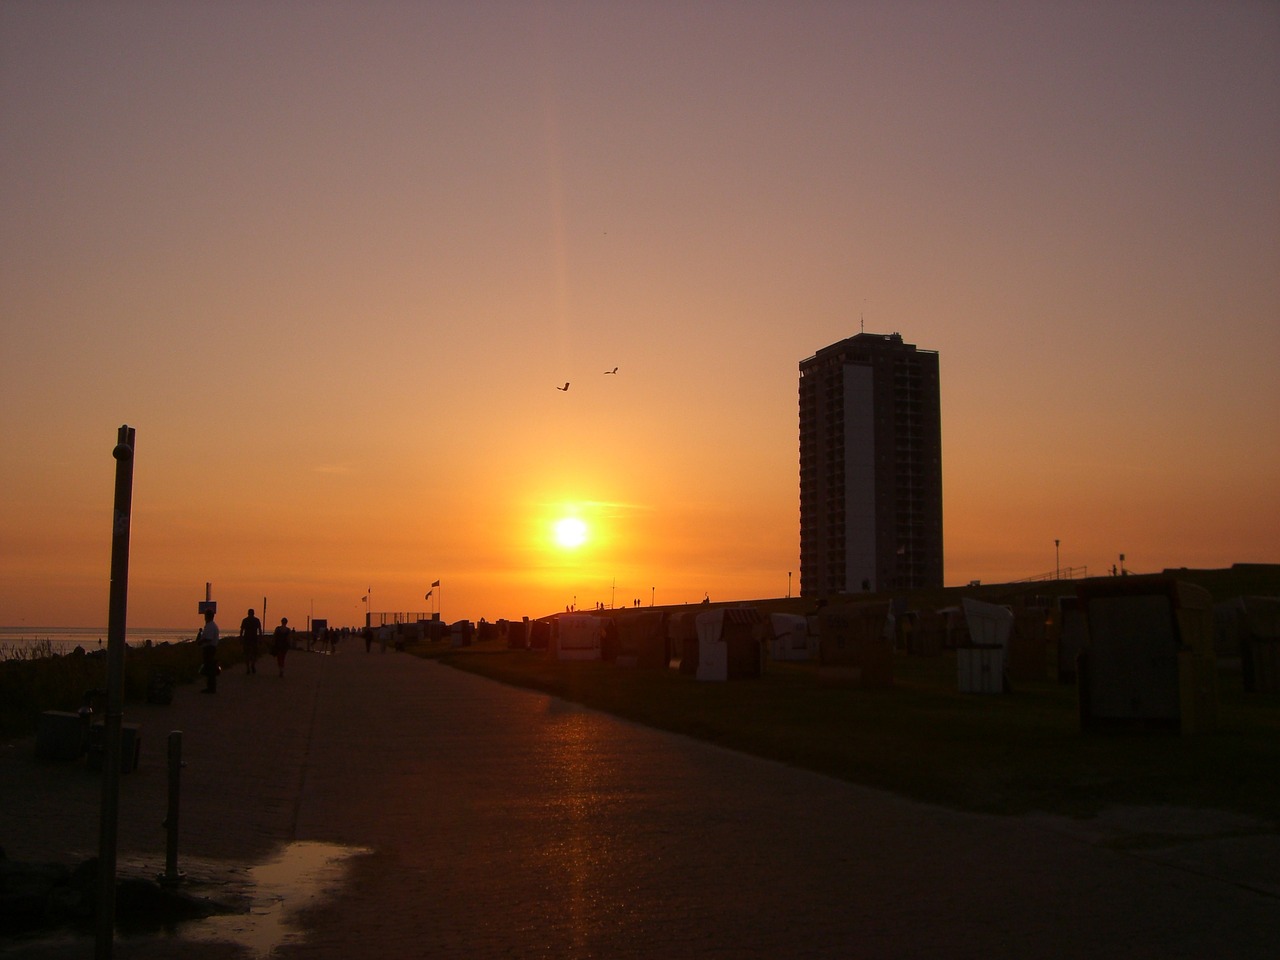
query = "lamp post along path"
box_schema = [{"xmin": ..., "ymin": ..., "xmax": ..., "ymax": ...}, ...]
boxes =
[{"xmin": 97, "ymin": 425, "xmax": 135, "ymax": 960}]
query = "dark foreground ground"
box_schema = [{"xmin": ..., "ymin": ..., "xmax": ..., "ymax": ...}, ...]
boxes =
[{"xmin": 2, "ymin": 646, "xmax": 1278, "ymax": 959}]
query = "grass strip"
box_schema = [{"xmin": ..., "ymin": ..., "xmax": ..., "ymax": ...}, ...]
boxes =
[{"xmin": 414, "ymin": 642, "xmax": 1280, "ymax": 820}]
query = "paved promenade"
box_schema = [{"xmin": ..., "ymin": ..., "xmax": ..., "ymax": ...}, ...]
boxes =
[{"xmin": 3, "ymin": 644, "xmax": 1278, "ymax": 958}]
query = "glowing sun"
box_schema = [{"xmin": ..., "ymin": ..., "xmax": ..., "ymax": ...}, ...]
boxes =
[{"xmin": 553, "ymin": 517, "xmax": 589, "ymax": 549}]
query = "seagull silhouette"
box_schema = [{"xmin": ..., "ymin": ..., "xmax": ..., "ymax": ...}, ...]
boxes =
[
  {"xmin": 604, "ymin": 367, "xmax": 618, "ymax": 374},
  {"xmin": 556, "ymin": 382, "xmax": 569, "ymax": 391}
]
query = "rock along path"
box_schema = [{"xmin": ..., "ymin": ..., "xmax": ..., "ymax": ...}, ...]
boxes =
[{"xmin": 2, "ymin": 644, "xmax": 1278, "ymax": 958}]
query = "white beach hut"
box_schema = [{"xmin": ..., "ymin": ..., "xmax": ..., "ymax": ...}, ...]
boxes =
[
  {"xmin": 694, "ymin": 607, "xmax": 763, "ymax": 681},
  {"xmin": 768, "ymin": 613, "xmax": 812, "ymax": 661},
  {"xmin": 554, "ymin": 614, "xmax": 603, "ymax": 661},
  {"xmin": 958, "ymin": 598, "xmax": 1013, "ymax": 693}
]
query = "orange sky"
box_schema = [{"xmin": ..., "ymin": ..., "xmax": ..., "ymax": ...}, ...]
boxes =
[{"xmin": 2, "ymin": 2, "xmax": 1277, "ymax": 629}]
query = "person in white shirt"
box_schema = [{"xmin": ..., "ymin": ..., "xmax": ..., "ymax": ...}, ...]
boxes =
[{"xmin": 199, "ymin": 608, "xmax": 220, "ymax": 693}]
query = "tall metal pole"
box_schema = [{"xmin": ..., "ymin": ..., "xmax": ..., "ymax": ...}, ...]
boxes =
[
  {"xmin": 161, "ymin": 730, "xmax": 183, "ymax": 886},
  {"xmin": 97, "ymin": 424, "xmax": 135, "ymax": 960},
  {"xmin": 1055, "ymin": 540, "xmax": 1060, "ymax": 580}
]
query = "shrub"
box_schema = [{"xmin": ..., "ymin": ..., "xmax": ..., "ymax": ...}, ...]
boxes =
[{"xmin": 0, "ymin": 642, "xmax": 204, "ymax": 741}]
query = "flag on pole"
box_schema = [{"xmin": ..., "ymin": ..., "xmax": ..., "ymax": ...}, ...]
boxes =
[
  {"xmin": 431, "ymin": 580, "xmax": 441, "ymax": 587},
  {"xmin": 361, "ymin": 595, "xmax": 367, "ymax": 602},
  {"xmin": 425, "ymin": 590, "xmax": 432, "ymax": 600}
]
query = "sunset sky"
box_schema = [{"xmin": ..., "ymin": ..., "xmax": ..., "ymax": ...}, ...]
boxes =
[{"xmin": 2, "ymin": 1, "xmax": 1277, "ymax": 630}]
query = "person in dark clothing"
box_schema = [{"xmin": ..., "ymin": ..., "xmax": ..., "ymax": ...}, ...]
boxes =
[
  {"xmin": 271, "ymin": 617, "xmax": 292, "ymax": 678},
  {"xmin": 240, "ymin": 608, "xmax": 263, "ymax": 674}
]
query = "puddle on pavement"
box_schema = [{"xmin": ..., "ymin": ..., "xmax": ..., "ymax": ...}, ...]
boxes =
[
  {"xmin": 3, "ymin": 841, "xmax": 370, "ymax": 959},
  {"xmin": 180, "ymin": 840, "xmax": 371, "ymax": 957}
]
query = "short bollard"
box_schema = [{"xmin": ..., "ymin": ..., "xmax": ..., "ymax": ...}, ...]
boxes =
[{"xmin": 159, "ymin": 730, "xmax": 184, "ymax": 886}]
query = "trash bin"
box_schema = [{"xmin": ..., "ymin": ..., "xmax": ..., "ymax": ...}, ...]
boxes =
[
  {"xmin": 36, "ymin": 711, "xmax": 87, "ymax": 760},
  {"xmin": 86, "ymin": 722, "xmax": 142, "ymax": 773}
]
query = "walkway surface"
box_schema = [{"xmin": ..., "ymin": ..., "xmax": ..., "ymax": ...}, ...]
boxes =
[{"xmin": 2, "ymin": 644, "xmax": 1278, "ymax": 959}]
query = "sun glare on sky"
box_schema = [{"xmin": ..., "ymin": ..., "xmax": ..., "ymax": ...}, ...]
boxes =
[{"xmin": 553, "ymin": 517, "xmax": 589, "ymax": 550}]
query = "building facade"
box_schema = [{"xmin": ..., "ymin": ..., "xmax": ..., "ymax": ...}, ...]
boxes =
[{"xmin": 799, "ymin": 332, "xmax": 943, "ymax": 595}]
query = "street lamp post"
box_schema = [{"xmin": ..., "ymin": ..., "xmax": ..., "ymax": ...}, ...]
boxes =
[{"xmin": 97, "ymin": 424, "xmax": 135, "ymax": 960}]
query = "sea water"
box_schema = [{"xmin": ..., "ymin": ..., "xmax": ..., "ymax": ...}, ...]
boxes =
[{"xmin": 0, "ymin": 626, "xmax": 196, "ymax": 659}]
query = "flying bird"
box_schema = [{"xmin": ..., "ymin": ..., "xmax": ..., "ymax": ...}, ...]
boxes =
[
  {"xmin": 556, "ymin": 382, "xmax": 569, "ymax": 391},
  {"xmin": 604, "ymin": 367, "xmax": 618, "ymax": 374}
]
